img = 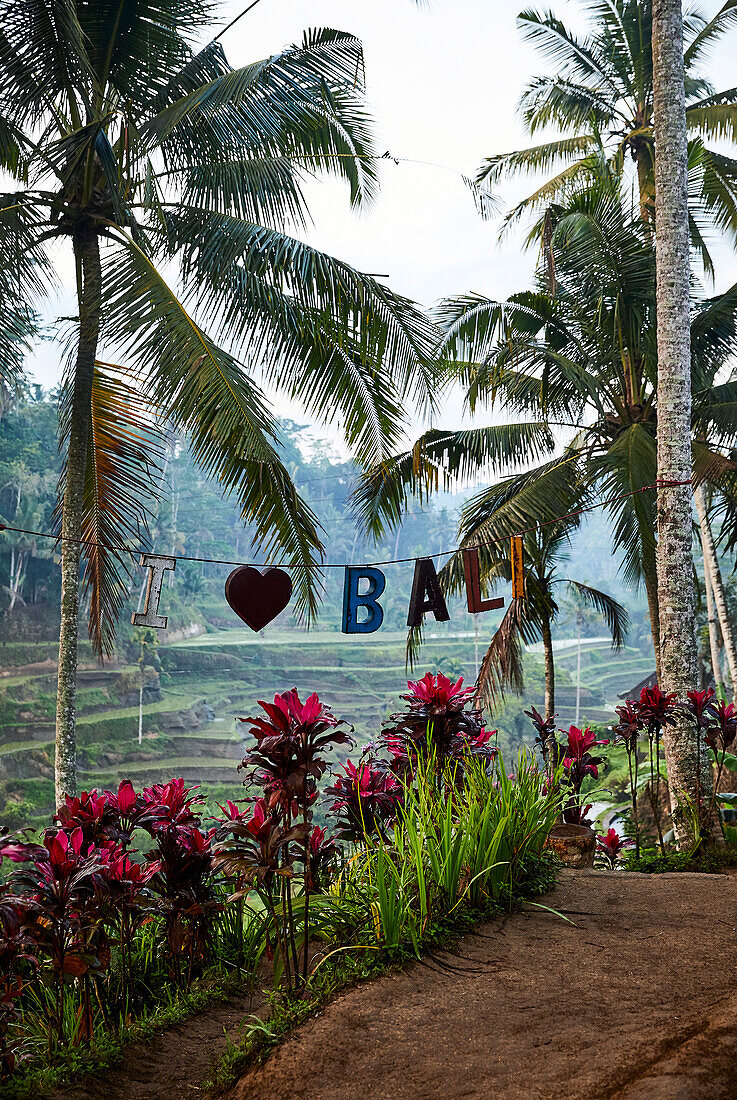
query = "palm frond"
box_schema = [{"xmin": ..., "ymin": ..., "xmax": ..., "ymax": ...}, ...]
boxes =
[
  {"xmin": 519, "ymin": 75, "xmax": 618, "ymax": 135},
  {"xmin": 154, "ymin": 208, "xmax": 437, "ymax": 456},
  {"xmin": 691, "ymin": 277, "xmax": 737, "ymax": 387},
  {"xmin": 0, "ymin": 192, "xmax": 50, "ymax": 379},
  {"xmin": 78, "ymin": 0, "xmax": 208, "ymax": 106},
  {"xmin": 102, "ymin": 230, "xmax": 326, "ymax": 622},
  {"xmin": 170, "ymin": 155, "xmax": 310, "ymax": 230},
  {"xmin": 692, "ymin": 145, "xmax": 737, "ymax": 244},
  {"xmin": 562, "ymin": 579, "xmax": 628, "ymax": 648},
  {"xmin": 458, "ymin": 454, "xmax": 584, "ymax": 549},
  {"xmin": 351, "ymin": 423, "xmax": 557, "ymax": 540},
  {"xmin": 0, "ymin": 112, "xmax": 23, "ymax": 174},
  {"xmin": 144, "ymin": 29, "xmax": 378, "ymax": 208},
  {"xmin": 517, "ymin": 9, "xmax": 618, "ymax": 94},
  {"xmin": 57, "ymin": 362, "xmax": 163, "ymax": 658},
  {"xmin": 475, "ymin": 598, "xmax": 526, "ymax": 710},
  {"xmin": 686, "ymin": 103, "xmax": 737, "ymax": 144},
  {"xmin": 0, "ymin": 0, "xmax": 92, "ymax": 125},
  {"xmin": 477, "ymin": 135, "xmax": 596, "ymax": 186},
  {"xmin": 502, "ymin": 158, "xmax": 607, "ymax": 230},
  {"xmin": 587, "ymin": 424, "xmax": 657, "ymax": 587},
  {"xmin": 684, "ymin": 0, "xmax": 737, "ymax": 66}
]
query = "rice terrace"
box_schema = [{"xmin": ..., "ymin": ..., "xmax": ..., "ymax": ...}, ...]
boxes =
[{"xmin": 1, "ymin": 1, "xmax": 737, "ymax": 1098}]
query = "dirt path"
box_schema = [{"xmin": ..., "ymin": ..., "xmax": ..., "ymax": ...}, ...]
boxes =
[
  {"xmin": 58, "ymin": 985, "xmax": 264, "ymax": 1100},
  {"xmin": 229, "ymin": 870, "xmax": 737, "ymax": 1100}
]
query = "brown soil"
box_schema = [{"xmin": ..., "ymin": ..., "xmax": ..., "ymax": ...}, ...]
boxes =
[
  {"xmin": 55, "ymin": 985, "xmax": 265, "ymax": 1100},
  {"xmin": 229, "ymin": 870, "xmax": 737, "ymax": 1100}
]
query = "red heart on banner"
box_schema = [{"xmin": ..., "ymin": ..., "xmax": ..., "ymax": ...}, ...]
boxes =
[{"xmin": 224, "ymin": 566, "xmax": 293, "ymax": 632}]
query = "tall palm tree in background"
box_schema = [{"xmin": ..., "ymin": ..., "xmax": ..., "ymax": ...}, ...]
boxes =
[
  {"xmin": 478, "ymin": 0, "xmax": 737, "ymax": 694},
  {"xmin": 694, "ymin": 481, "xmax": 737, "ymax": 696},
  {"xmin": 0, "ymin": 0, "xmax": 434, "ymax": 803},
  {"xmin": 355, "ymin": 181, "xmax": 737, "ymax": 685},
  {"xmin": 480, "ymin": 0, "xmax": 737, "ymax": 274}
]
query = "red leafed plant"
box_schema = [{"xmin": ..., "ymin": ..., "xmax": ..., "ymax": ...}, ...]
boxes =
[
  {"xmin": 232, "ymin": 689, "xmax": 352, "ymax": 989},
  {"xmin": 380, "ymin": 673, "xmax": 497, "ymax": 783},
  {"xmin": 612, "ymin": 699, "xmax": 644, "ymax": 857},
  {"xmin": 596, "ymin": 828, "xmax": 632, "ymax": 870},
  {"xmin": 611, "ymin": 686, "xmax": 677, "ymax": 856},
  {"xmin": 559, "ymin": 726, "xmax": 609, "ymax": 827},
  {"xmin": 0, "ymin": 892, "xmax": 37, "ymax": 1081},
  {"xmin": 638, "ymin": 686, "xmax": 676, "ymax": 853},
  {"xmin": 703, "ymin": 698, "xmax": 737, "ymax": 831},
  {"xmin": 525, "ymin": 706, "xmax": 558, "ymax": 769},
  {"xmin": 146, "ymin": 822, "xmax": 219, "ymax": 987},
  {"xmin": 55, "ymin": 781, "xmax": 167, "ymax": 847},
  {"xmin": 8, "ymin": 827, "xmax": 109, "ymax": 1045},
  {"xmin": 325, "ymin": 759, "xmax": 402, "ymax": 844}
]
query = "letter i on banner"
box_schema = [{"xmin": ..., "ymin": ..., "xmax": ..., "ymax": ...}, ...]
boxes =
[
  {"xmin": 510, "ymin": 536, "xmax": 525, "ymax": 599},
  {"xmin": 132, "ymin": 554, "xmax": 176, "ymax": 628}
]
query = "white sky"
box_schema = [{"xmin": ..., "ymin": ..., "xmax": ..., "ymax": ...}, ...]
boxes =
[{"xmin": 27, "ymin": 0, "xmax": 737, "ymax": 444}]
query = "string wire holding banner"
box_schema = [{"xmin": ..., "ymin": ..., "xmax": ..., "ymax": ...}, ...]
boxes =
[{"xmin": 0, "ymin": 478, "xmax": 694, "ymax": 572}]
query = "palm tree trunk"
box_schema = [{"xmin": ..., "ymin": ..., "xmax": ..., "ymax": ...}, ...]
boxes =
[
  {"xmin": 702, "ymin": 548, "xmax": 725, "ymax": 694},
  {"xmin": 694, "ymin": 484, "xmax": 737, "ymax": 700},
  {"xmin": 541, "ymin": 612, "xmax": 555, "ymax": 717},
  {"xmin": 8, "ymin": 547, "xmax": 16, "ymax": 613},
  {"xmin": 652, "ymin": 0, "xmax": 714, "ymax": 844},
  {"xmin": 55, "ymin": 228, "xmax": 101, "ymax": 806},
  {"xmin": 643, "ymin": 555, "xmax": 662, "ymax": 683}
]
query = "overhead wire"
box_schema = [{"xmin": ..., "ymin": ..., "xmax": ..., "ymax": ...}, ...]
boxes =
[{"xmin": 0, "ymin": 479, "xmax": 693, "ymax": 570}]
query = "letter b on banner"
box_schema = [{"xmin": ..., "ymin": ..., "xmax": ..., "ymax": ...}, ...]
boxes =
[{"xmin": 342, "ymin": 567, "xmax": 385, "ymax": 634}]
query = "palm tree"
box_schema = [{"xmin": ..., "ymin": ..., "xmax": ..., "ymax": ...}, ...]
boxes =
[
  {"xmin": 479, "ymin": 0, "xmax": 737, "ymax": 273},
  {"xmin": 354, "ymin": 181, "xmax": 737, "ymax": 685},
  {"xmin": 652, "ymin": 0, "xmax": 712, "ymax": 842},
  {"xmin": 479, "ymin": 0, "xmax": 737, "ymax": 689},
  {"xmin": 694, "ymin": 482, "xmax": 737, "ymax": 696},
  {"xmin": 0, "ymin": 0, "xmax": 434, "ymax": 803}
]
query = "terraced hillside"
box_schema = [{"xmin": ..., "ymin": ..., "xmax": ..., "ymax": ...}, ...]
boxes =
[
  {"xmin": 0, "ymin": 624, "xmax": 654, "ymax": 829},
  {"xmin": 0, "ymin": 638, "xmax": 251, "ymax": 827}
]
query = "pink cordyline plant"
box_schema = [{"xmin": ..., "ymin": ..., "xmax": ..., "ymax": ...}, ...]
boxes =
[
  {"xmin": 0, "ymin": 775, "xmax": 304, "ymax": 1062},
  {"xmin": 596, "ymin": 828, "xmax": 633, "ymax": 870},
  {"xmin": 405, "ymin": 672, "xmax": 474, "ymax": 711},
  {"xmin": 142, "ymin": 778, "xmax": 204, "ymax": 833},
  {"xmin": 0, "ymin": 885, "xmax": 38, "ymax": 1080},
  {"xmin": 702, "ymin": 699, "xmax": 737, "ymax": 832},
  {"xmin": 306, "ymin": 826, "xmax": 339, "ymax": 893},
  {"xmin": 638, "ymin": 686, "xmax": 676, "ymax": 854},
  {"xmin": 559, "ymin": 726, "xmax": 608, "ymax": 827},
  {"xmin": 326, "ymin": 760, "xmax": 402, "ymax": 844},
  {"xmin": 8, "ymin": 826, "xmax": 109, "ymax": 1044},
  {"xmin": 56, "ymin": 780, "xmax": 169, "ymax": 845},
  {"xmin": 236, "ymin": 689, "xmax": 352, "ymax": 989},
  {"xmin": 612, "ymin": 700, "xmax": 645, "ymax": 857},
  {"xmin": 380, "ymin": 673, "xmax": 497, "ymax": 782},
  {"xmin": 525, "ymin": 706, "xmax": 558, "ymax": 768},
  {"xmin": 238, "ymin": 689, "xmax": 353, "ymax": 817}
]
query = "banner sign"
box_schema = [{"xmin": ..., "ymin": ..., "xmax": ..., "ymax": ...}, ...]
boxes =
[{"xmin": 133, "ymin": 542, "xmax": 524, "ymax": 636}]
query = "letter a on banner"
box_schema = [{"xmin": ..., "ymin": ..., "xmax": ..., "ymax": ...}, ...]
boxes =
[
  {"xmin": 407, "ymin": 558, "xmax": 450, "ymax": 628},
  {"xmin": 510, "ymin": 536, "xmax": 525, "ymax": 599},
  {"xmin": 342, "ymin": 567, "xmax": 386, "ymax": 634}
]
